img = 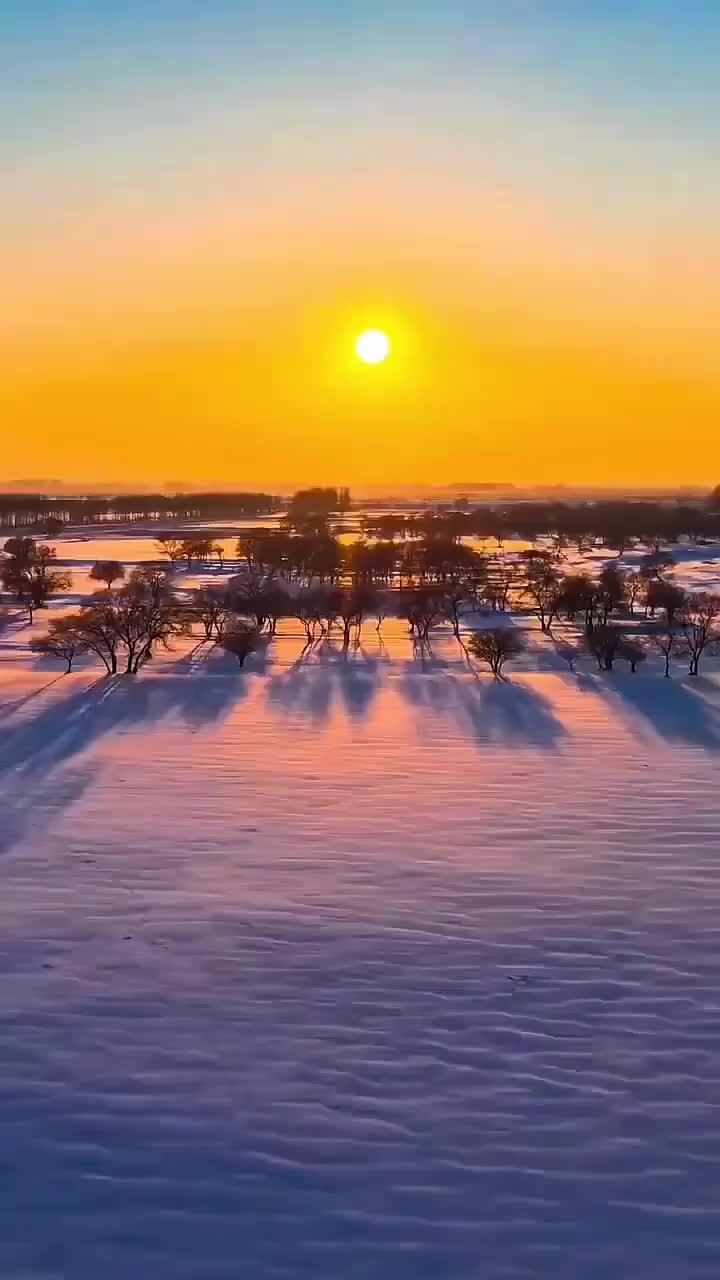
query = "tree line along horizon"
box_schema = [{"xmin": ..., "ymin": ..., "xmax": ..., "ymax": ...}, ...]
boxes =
[
  {"xmin": 1, "ymin": 483, "xmax": 720, "ymax": 538},
  {"xmin": 2, "ymin": 492, "xmax": 720, "ymax": 681}
]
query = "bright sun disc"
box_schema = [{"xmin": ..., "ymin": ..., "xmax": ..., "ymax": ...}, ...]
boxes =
[{"xmin": 356, "ymin": 329, "xmax": 390, "ymax": 364}]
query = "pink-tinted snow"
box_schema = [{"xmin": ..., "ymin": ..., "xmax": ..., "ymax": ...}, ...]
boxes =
[{"xmin": 2, "ymin": 547, "xmax": 720, "ymax": 1277}]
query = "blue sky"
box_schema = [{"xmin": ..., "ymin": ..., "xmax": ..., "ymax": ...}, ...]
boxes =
[{"xmin": 5, "ymin": 1, "xmax": 718, "ymax": 219}]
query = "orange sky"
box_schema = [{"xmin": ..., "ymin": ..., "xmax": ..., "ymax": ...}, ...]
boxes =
[{"xmin": 3, "ymin": 4, "xmax": 719, "ymax": 490}]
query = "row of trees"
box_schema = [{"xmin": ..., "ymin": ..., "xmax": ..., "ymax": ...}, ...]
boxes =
[
  {"xmin": 154, "ymin": 529, "xmax": 489, "ymax": 584},
  {"xmin": 24, "ymin": 566, "xmax": 719, "ymax": 680},
  {"xmin": 0, "ymin": 492, "xmax": 280, "ymax": 530},
  {"xmin": 3, "ymin": 490, "xmax": 720, "ymax": 545},
  {"xmin": 224, "ymin": 533, "xmax": 691, "ymax": 636},
  {"xmin": 17, "ymin": 572, "xmax": 527, "ymax": 677},
  {"xmin": 227, "ymin": 528, "xmax": 697, "ymax": 597},
  {"xmin": 361, "ymin": 499, "xmax": 720, "ymax": 551},
  {"xmin": 3, "ymin": 535, "xmax": 719, "ymax": 680},
  {"xmin": 156, "ymin": 538, "xmax": 226, "ymax": 568},
  {"xmin": 27, "ymin": 568, "xmax": 190, "ymax": 674},
  {"xmin": 517, "ymin": 551, "xmax": 677, "ymax": 634}
]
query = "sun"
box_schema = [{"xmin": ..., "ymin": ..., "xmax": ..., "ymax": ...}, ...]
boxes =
[{"xmin": 356, "ymin": 329, "xmax": 391, "ymax": 365}]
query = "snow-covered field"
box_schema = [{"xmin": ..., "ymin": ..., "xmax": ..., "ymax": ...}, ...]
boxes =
[{"xmin": 3, "ymin": 536, "xmax": 720, "ymax": 1277}]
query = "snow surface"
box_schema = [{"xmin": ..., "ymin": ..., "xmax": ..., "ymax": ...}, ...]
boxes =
[{"xmin": 3, "ymin": 548, "xmax": 720, "ymax": 1277}]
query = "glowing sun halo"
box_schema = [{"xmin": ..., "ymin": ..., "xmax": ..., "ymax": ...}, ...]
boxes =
[{"xmin": 356, "ymin": 329, "xmax": 391, "ymax": 365}]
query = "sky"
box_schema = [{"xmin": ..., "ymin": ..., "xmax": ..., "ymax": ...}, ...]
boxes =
[{"xmin": 2, "ymin": 1, "xmax": 719, "ymax": 491}]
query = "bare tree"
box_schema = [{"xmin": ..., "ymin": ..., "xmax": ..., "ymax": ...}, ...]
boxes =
[
  {"xmin": 180, "ymin": 539, "xmax": 199, "ymax": 570},
  {"xmin": 374, "ymin": 588, "xmax": 391, "ymax": 632},
  {"xmin": 557, "ymin": 573, "xmax": 596, "ymax": 627},
  {"xmin": 595, "ymin": 563, "xmax": 627, "ymax": 625},
  {"xmin": 156, "ymin": 537, "xmax": 184, "ymax": 565},
  {"xmin": 230, "ymin": 577, "xmax": 292, "ymax": 635},
  {"xmin": 71, "ymin": 604, "xmax": 121, "ymax": 674},
  {"xmin": 89, "ymin": 560, "xmax": 126, "ymax": 592},
  {"xmin": 651, "ymin": 626, "xmax": 681, "ymax": 678},
  {"xmin": 2, "ymin": 536, "xmax": 36, "ymax": 574},
  {"xmin": 26, "ymin": 569, "xmax": 72, "ymax": 622},
  {"xmin": 643, "ymin": 580, "xmax": 686, "ymax": 626},
  {"xmin": 625, "ymin": 570, "xmax": 643, "ymax": 614},
  {"xmin": 442, "ymin": 583, "xmax": 474, "ymax": 639},
  {"xmin": 523, "ymin": 564, "xmax": 562, "ymax": 634},
  {"xmin": 402, "ymin": 586, "xmax": 446, "ymax": 648},
  {"xmin": 186, "ymin": 538, "xmax": 215, "ymax": 568},
  {"xmin": 586, "ymin": 624, "xmax": 623, "ymax": 671},
  {"xmin": 550, "ymin": 531, "xmax": 569, "ymax": 561},
  {"xmin": 192, "ymin": 587, "xmax": 232, "ymax": 640},
  {"xmin": 162, "ymin": 537, "xmax": 219, "ymax": 571},
  {"xmin": 1, "ymin": 543, "xmax": 72, "ymax": 623},
  {"xmin": 332, "ymin": 584, "xmax": 378, "ymax": 648},
  {"xmin": 29, "ymin": 618, "xmax": 88, "ymax": 673},
  {"xmin": 258, "ymin": 584, "xmax": 293, "ymax": 636},
  {"xmin": 483, "ymin": 564, "xmax": 514, "ymax": 613},
  {"xmin": 679, "ymin": 593, "xmax": 720, "ymax": 676},
  {"xmin": 466, "ymin": 628, "xmax": 526, "ymax": 678},
  {"xmin": 70, "ymin": 570, "xmax": 188, "ymax": 674},
  {"xmin": 617, "ymin": 636, "xmax": 646, "ymax": 673},
  {"xmin": 293, "ymin": 585, "xmax": 335, "ymax": 644},
  {"xmin": 115, "ymin": 569, "xmax": 190, "ymax": 672}
]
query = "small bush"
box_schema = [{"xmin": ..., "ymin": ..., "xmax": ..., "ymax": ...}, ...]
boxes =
[
  {"xmin": 220, "ymin": 624, "xmax": 263, "ymax": 667},
  {"xmin": 466, "ymin": 628, "xmax": 525, "ymax": 678}
]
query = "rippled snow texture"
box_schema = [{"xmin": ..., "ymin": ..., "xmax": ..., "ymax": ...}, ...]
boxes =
[{"xmin": 2, "ymin": 648, "xmax": 720, "ymax": 1278}]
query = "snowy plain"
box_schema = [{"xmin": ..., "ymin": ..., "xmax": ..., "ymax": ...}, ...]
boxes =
[{"xmin": 2, "ymin": 535, "xmax": 720, "ymax": 1277}]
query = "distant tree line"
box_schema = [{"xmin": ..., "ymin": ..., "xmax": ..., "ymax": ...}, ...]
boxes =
[
  {"xmin": 3, "ymin": 492, "xmax": 720, "ymax": 546},
  {"xmin": 361, "ymin": 498, "xmax": 720, "ymax": 550},
  {"xmin": 0, "ymin": 492, "xmax": 281, "ymax": 530}
]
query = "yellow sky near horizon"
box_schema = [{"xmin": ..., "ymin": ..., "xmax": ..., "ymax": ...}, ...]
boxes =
[
  {"xmin": 3, "ymin": 7, "xmax": 719, "ymax": 490},
  {"xmin": 3, "ymin": 186, "xmax": 717, "ymax": 491}
]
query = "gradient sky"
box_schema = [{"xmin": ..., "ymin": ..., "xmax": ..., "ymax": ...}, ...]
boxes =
[{"xmin": 2, "ymin": 1, "xmax": 719, "ymax": 490}]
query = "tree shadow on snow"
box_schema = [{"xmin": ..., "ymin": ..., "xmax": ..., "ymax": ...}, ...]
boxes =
[
  {"xmin": 267, "ymin": 640, "xmax": 384, "ymax": 723},
  {"xmin": 0, "ymin": 762, "xmax": 97, "ymax": 856},
  {"xmin": 0, "ymin": 674, "xmax": 68, "ymax": 716},
  {"xmin": 583, "ymin": 672, "xmax": 720, "ymax": 750},
  {"xmin": 170, "ymin": 637, "xmax": 273, "ymax": 679},
  {"xmin": 0, "ymin": 668, "xmax": 248, "ymax": 788},
  {"xmin": 400, "ymin": 673, "xmax": 567, "ymax": 748}
]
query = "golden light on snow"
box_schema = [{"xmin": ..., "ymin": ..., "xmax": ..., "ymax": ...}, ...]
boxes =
[{"xmin": 355, "ymin": 330, "xmax": 391, "ymax": 365}]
